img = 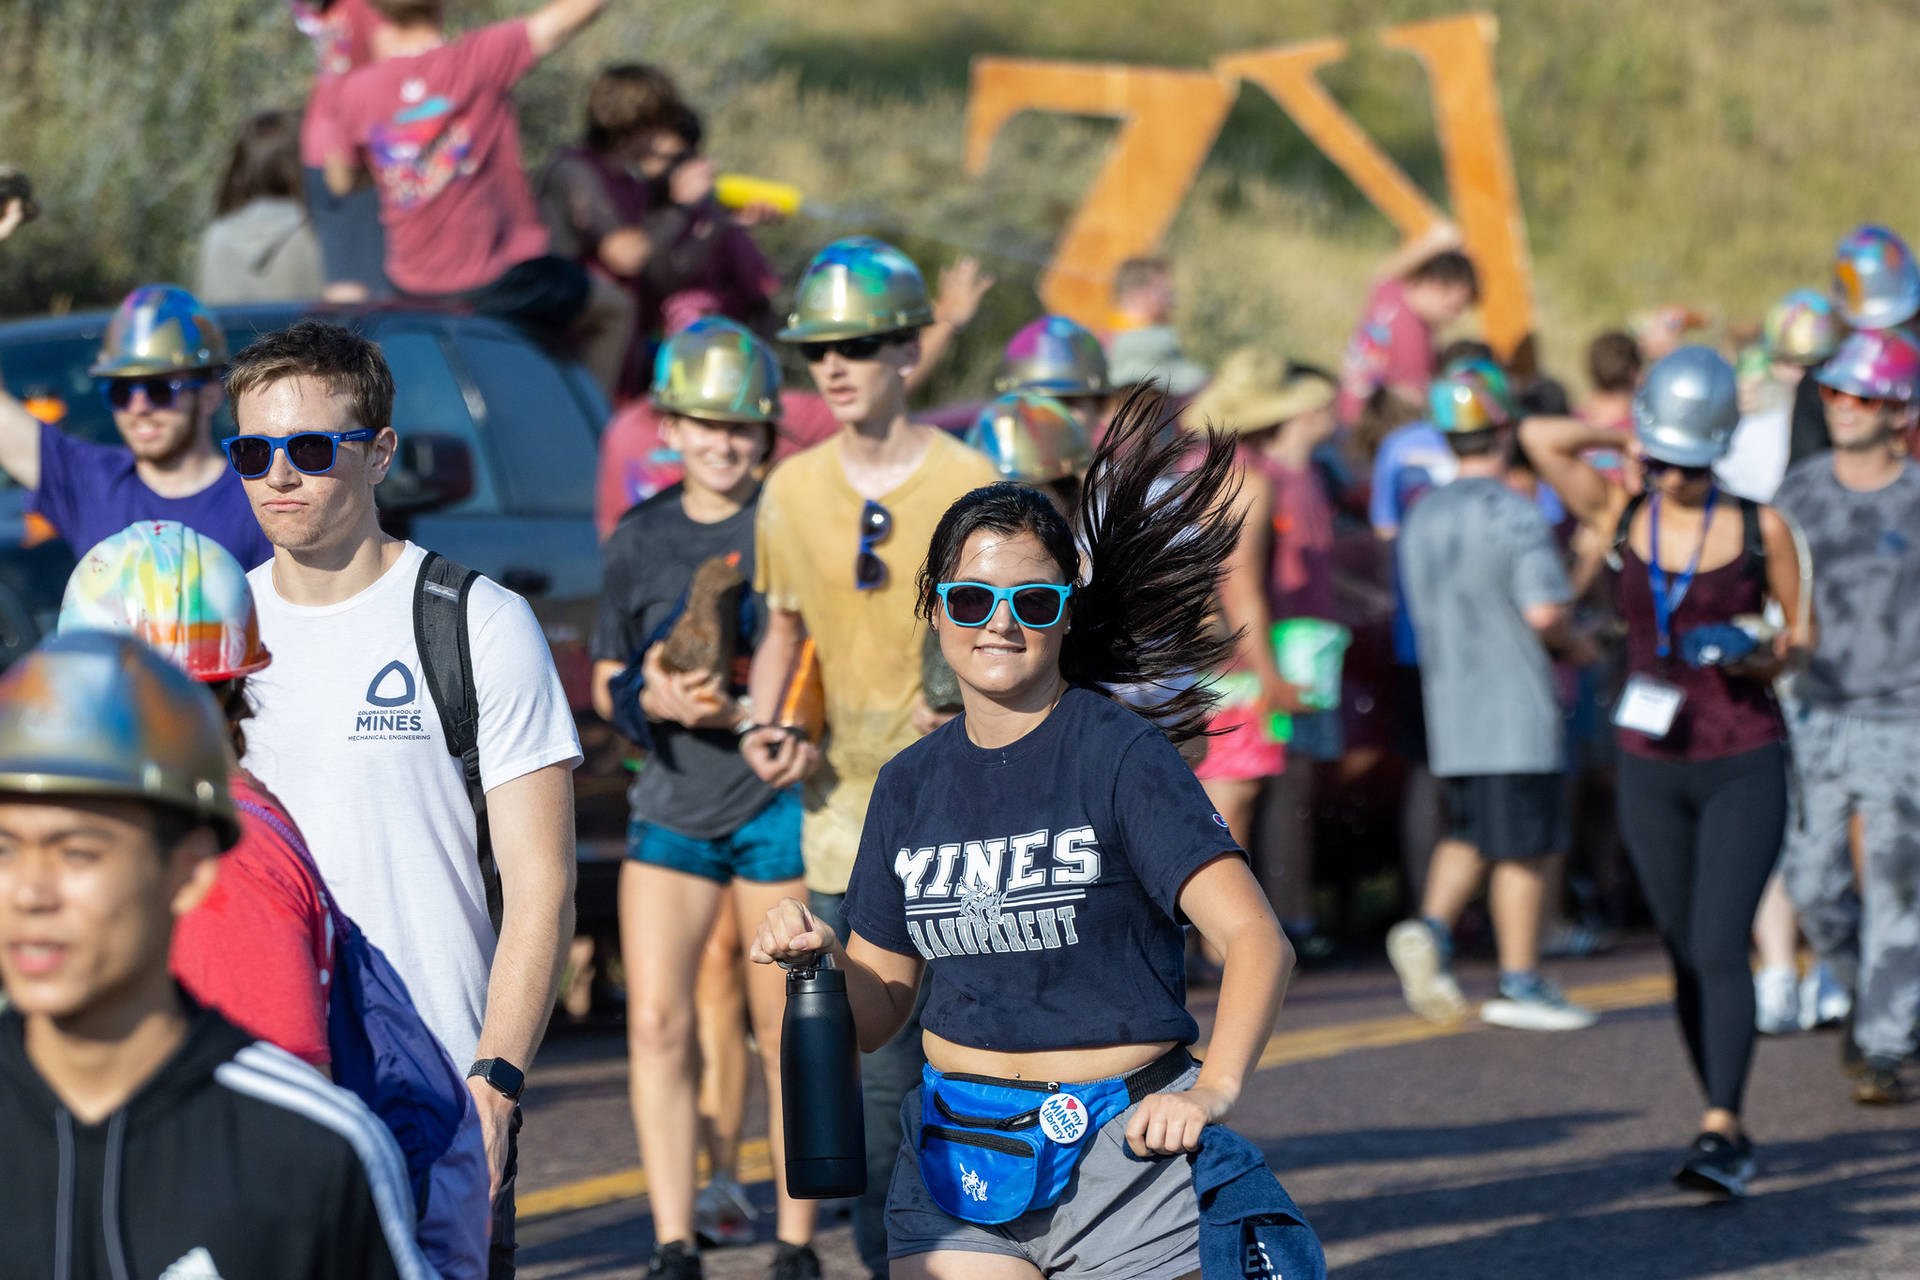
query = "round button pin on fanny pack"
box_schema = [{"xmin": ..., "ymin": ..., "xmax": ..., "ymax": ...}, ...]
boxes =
[{"xmin": 1038, "ymin": 1093, "xmax": 1090, "ymax": 1144}]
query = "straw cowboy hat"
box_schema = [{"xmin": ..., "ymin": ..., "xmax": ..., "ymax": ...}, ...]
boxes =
[{"xmin": 1180, "ymin": 348, "xmax": 1335, "ymax": 434}]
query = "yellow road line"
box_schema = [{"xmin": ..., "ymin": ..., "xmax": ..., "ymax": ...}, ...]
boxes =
[{"xmin": 519, "ymin": 968, "xmax": 1676, "ymax": 1222}]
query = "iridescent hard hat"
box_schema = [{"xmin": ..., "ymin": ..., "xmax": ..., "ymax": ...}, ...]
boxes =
[
  {"xmin": 1763, "ymin": 289, "xmax": 1845, "ymax": 367},
  {"xmin": 777, "ymin": 237, "xmax": 934, "ymax": 342},
  {"xmin": 1813, "ymin": 328, "xmax": 1920, "ymax": 405},
  {"xmin": 1633, "ymin": 346, "xmax": 1739, "ymax": 467},
  {"xmin": 0, "ymin": 631, "xmax": 240, "ymax": 849},
  {"xmin": 90, "ymin": 285, "xmax": 229, "ymax": 379},
  {"xmin": 651, "ymin": 317, "xmax": 782, "ymax": 424},
  {"xmin": 1830, "ymin": 225, "xmax": 1920, "ymax": 331},
  {"xmin": 963, "ymin": 392, "xmax": 1092, "ymax": 485},
  {"xmin": 996, "ymin": 316, "xmax": 1111, "ymax": 397},
  {"xmin": 1428, "ymin": 357, "xmax": 1517, "ymax": 432},
  {"xmin": 57, "ymin": 521, "xmax": 272, "ymax": 683}
]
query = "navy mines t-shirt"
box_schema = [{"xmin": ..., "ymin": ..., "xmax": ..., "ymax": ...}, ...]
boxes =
[{"xmin": 844, "ymin": 685, "xmax": 1240, "ymax": 1053}]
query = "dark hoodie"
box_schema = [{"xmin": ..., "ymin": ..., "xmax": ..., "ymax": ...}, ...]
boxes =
[{"xmin": 0, "ymin": 998, "xmax": 434, "ymax": 1280}]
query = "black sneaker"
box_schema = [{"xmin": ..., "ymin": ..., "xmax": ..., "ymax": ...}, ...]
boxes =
[
  {"xmin": 1673, "ymin": 1131, "xmax": 1755, "ymax": 1198},
  {"xmin": 768, "ymin": 1242, "xmax": 822, "ymax": 1280},
  {"xmin": 1854, "ymin": 1060, "xmax": 1908, "ymax": 1106},
  {"xmin": 648, "ymin": 1241, "xmax": 704, "ymax": 1280}
]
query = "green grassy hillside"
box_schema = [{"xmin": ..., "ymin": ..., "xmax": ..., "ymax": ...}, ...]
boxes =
[{"xmin": 1, "ymin": 0, "xmax": 1910, "ymax": 396}]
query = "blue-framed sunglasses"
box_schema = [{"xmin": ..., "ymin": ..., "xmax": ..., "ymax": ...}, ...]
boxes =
[
  {"xmin": 856, "ymin": 499, "xmax": 892, "ymax": 590},
  {"xmin": 935, "ymin": 581, "xmax": 1073, "ymax": 628},
  {"xmin": 222, "ymin": 428, "xmax": 377, "ymax": 479},
  {"xmin": 99, "ymin": 375, "xmax": 209, "ymax": 411}
]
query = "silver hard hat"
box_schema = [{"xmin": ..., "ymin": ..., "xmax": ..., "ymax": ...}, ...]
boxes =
[{"xmin": 1632, "ymin": 345, "xmax": 1739, "ymax": 468}]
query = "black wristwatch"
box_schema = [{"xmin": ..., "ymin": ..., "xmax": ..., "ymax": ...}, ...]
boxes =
[{"xmin": 467, "ymin": 1057, "xmax": 525, "ymax": 1103}]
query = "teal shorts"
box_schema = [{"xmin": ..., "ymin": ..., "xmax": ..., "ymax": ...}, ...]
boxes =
[{"xmin": 626, "ymin": 788, "xmax": 804, "ymax": 884}]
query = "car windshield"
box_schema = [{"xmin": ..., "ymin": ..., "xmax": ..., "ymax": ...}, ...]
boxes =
[{"xmin": 0, "ymin": 334, "xmax": 121, "ymax": 450}]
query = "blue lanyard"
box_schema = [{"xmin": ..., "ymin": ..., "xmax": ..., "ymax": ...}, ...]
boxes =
[{"xmin": 1647, "ymin": 486, "xmax": 1719, "ymax": 659}]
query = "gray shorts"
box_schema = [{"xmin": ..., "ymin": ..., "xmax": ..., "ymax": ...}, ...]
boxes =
[{"xmin": 886, "ymin": 1061, "xmax": 1203, "ymax": 1279}]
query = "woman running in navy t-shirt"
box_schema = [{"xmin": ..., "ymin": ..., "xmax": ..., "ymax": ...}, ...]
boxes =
[{"xmin": 753, "ymin": 392, "xmax": 1300, "ymax": 1279}]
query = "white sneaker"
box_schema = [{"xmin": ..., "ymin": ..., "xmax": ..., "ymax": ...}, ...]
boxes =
[
  {"xmin": 694, "ymin": 1170, "xmax": 757, "ymax": 1248},
  {"xmin": 1386, "ymin": 920, "xmax": 1468, "ymax": 1025},
  {"xmin": 1755, "ymin": 965, "xmax": 1801, "ymax": 1035},
  {"xmin": 1481, "ymin": 976, "xmax": 1598, "ymax": 1031},
  {"xmin": 1799, "ymin": 963, "xmax": 1851, "ymax": 1030}
]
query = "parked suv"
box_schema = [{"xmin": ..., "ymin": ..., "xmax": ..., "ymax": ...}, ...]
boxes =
[{"xmin": 0, "ymin": 302, "xmax": 630, "ymax": 928}]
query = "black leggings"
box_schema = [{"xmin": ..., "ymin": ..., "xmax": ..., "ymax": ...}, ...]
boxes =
[{"xmin": 1616, "ymin": 742, "xmax": 1787, "ymax": 1115}]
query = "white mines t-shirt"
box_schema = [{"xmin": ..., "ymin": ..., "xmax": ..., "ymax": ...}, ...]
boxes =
[{"xmin": 243, "ymin": 542, "xmax": 582, "ymax": 1064}]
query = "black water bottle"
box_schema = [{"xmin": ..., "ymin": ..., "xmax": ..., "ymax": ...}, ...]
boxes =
[{"xmin": 781, "ymin": 955, "xmax": 867, "ymax": 1198}]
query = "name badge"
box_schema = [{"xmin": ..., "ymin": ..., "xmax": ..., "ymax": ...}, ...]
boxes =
[{"xmin": 1613, "ymin": 674, "xmax": 1685, "ymax": 740}]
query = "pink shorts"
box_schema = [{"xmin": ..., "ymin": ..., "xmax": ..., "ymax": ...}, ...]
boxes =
[{"xmin": 1194, "ymin": 699, "xmax": 1286, "ymax": 782}]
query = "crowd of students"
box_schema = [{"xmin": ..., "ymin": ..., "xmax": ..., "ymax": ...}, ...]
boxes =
[{"xmin": 1, "ymin": 0, "xmax": 1918, "ymax": 1276}]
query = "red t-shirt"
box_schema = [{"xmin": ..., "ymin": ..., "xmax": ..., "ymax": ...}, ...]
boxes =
[
  {"xmin": 594, "ymin": 390, "xmax": 843, "ymax": 539},
  {"xmin": 291, "ymin": 0, "xmax": 384, "ymax": 167},
  {"xmin": 1336, "ymin": 279, "xmax": 1435, "ymax": 425},
  {"xmin": 332, "ymin": 20, "xmax": 549, "ymax": 295},
  {"xmin": 171, "ymin": 774, "xmax": 333, "ymax": 1066}
]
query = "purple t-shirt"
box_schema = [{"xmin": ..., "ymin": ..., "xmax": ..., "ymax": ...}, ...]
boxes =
[{"xmin": 31, "ymin": 422, "xmax": 274, "ymax": 568}]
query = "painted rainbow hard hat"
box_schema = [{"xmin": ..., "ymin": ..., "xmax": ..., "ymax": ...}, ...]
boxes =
[
  {"xmin": 651, "ymin": 317, "xmax": 782, "ymax": 424},
  {"xmin": 778, "ymin": 237, "xmax": 934, "ymax": 342},
  {"xmin": 1428, "ymin": 358, "xmax": 1516, "ymax": 433},
  {"xmin": 996, "ymin": 316, "xmax": 1111, "ymax": 397},
  {"xmin": 1763, "ymin": 289, "xmax": 1845, "ymax": 367},
  {"xmin": 1814, "ymin": 328, "xmax": 1920, "ymax": 405},
  {"xmin": 1830, "ymin": 225, "xmax": 1920, "ymax": 331},
  {"xmin": 90, "ymin": 285, "xmax": 229, "ymax": 379},
  {"xmin": 0, "ymin": 631, "xmax": 240, "ymax": 849},
  {"xmin": 57, "ymin": 521, "xmax": 271, "ymax": 683},
  {"xmin": 963, "ymin": 392, "xmax": 1092, "ymax": 485}
]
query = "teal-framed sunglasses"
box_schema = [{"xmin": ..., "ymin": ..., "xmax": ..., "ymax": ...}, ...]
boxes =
[{"xmin": 934, "ymin": 581, "xmax": 1073, "ymax": 628}]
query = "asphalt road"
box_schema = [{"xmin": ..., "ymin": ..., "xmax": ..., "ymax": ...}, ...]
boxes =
[{"xmin": 513, "ymin": 941, "xmax": 1920, "ymax": 1279}]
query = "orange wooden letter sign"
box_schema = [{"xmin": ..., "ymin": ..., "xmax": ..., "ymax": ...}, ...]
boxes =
[{"xmin": 965, "ymin": 11, "xmax": 1536, "ymax": 355}]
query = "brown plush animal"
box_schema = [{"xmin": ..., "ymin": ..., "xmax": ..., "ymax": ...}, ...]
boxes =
[{"xmin": 658, "ymin": 555, "xmax": 746, "ymax": 678}]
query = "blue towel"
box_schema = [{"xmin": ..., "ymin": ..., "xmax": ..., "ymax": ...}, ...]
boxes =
[{"xmin": 1192, "ymin": 1127, "xmax": 1326, "ymax": 1280}]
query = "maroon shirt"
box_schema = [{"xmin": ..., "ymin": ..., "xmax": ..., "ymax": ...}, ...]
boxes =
[
  {"xmin": 291, "ymin": 0, "xmax": 383, "ymax": 167},
  {"xmin": 333, "ymin": 20, "xmax": 548, "ymax": 294},
  {"xmin": 1614, "ymin": 537, "xmax": 1785, "ymax": 761}
]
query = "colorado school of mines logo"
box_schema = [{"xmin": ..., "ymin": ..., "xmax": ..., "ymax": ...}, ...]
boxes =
[{"xmin": 350, "ymin": 660, "xmax": 430, "ymax": 741}]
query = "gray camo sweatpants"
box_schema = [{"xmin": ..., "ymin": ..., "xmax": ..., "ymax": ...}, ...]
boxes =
[{"xmin": 1780, "ymin": 704, "xmax": 1920, "ymax": 1064}]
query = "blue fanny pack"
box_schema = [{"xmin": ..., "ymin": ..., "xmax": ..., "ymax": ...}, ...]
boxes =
[{"xmin": 916, "ymin": 1047, "xmax": 1193, "ymax": 1225}]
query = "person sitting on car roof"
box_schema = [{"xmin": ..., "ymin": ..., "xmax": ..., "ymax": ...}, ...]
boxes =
[
  {"xmin": 324, "ymin": 0, "xmax": 634, "ymax": 400},
  {"xmin": 0, "ymin": 284, "xmax": 273, "ymax": 569}
]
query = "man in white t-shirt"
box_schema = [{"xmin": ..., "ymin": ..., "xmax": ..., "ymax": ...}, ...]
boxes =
[{"xmin": 222, "ymin": 319, "xmax": 581, "ymax": 1278}]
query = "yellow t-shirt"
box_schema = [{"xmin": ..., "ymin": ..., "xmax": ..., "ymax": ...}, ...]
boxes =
[{"xmin": 756, "ymin": 429, "xmax": 1001, "ymax": 893}]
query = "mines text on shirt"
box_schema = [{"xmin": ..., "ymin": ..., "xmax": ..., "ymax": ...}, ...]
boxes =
[{"xmin": 844, "ymin": 686, "xmax": 1241, "ymax": 1053}]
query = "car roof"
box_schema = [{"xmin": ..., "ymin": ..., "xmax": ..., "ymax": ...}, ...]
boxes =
[{"xmin": 0, "ymin": 298, "xmax": 486, "ymax": 343}]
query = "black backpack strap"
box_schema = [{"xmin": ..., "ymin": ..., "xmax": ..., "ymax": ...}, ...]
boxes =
[
  {"xmin": 1607, "ymin": 491, "xmax": 1647, "ymax": 570},
  {"xmin": 413, "ymin": 552, "xmax": 499, "ymax": 933},
  {"xmin": 1738, "ymin": 496, "xmax": 1767, "ymax": 586}
]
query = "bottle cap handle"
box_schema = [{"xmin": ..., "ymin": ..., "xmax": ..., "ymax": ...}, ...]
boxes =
[{"xmin": 779, "ymin": 951, "xmax": 835, "ymax": 976}]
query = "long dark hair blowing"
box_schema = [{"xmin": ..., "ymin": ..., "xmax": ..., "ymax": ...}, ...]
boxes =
[{"xmin": 916, "ymin": 386, "xmax": 1243, "ymax": 746}]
